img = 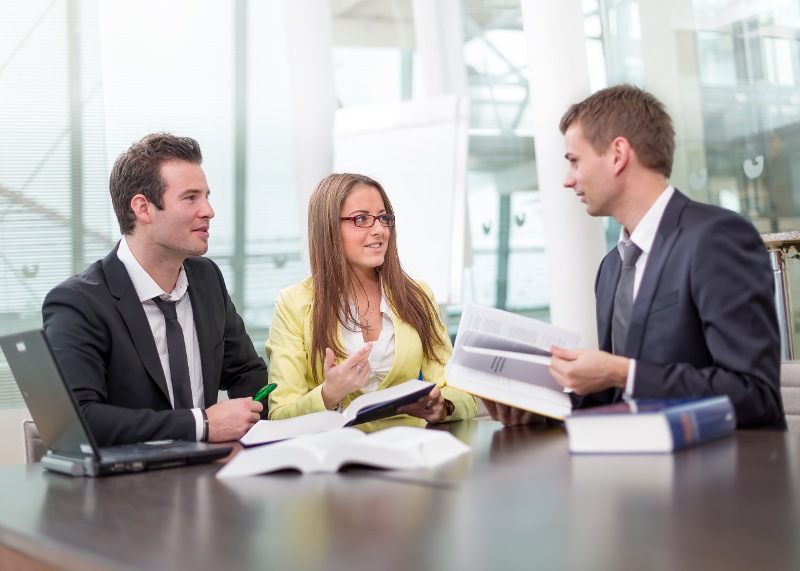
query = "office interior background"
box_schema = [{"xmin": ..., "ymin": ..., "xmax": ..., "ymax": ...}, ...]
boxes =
[{"xmin": 1, "ymin": 0, "xmax": 799, "ymax": 463}]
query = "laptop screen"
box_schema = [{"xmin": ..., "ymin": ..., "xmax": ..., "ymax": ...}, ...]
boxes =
[{"xmin": 0, "ymin": 329, "xmax": 100, "ymax": 461}]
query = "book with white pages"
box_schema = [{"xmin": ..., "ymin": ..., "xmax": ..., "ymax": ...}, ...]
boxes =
[
  {"xmin": 239, "ymin": 379, "xmax": 435, "ymax": 447},
  {"xmin": 452, "ymin": 303, "xmax": 579, "ymax": 356},
  {"xmin": 218, "ymin": 426, "xmax": 471, "ymax": 477},
  {"xmin": 446, "ymin": 303, "xmax": 580, "ymax": 421}
]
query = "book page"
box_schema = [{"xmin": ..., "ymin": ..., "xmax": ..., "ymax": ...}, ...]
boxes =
[
  {"xmin": 459, "ymin": 346, "xmax": 562, "ymax": 392},
  {"xmin": 239, "ymin": 410, "xmax": 346, "ymax": 447},
  {"xmin": 217, "ymin": 428, "xmax": 366, "ymax": 478},
  {"xmin": 446, "ymin": 359, "xmax": 572, "ymax": 420},
  {"xmin": 456, "ymin": 331, "xmax": 551, "ymax": 356},
  {"xmin": 323, "ymin": 426, "xmax": 471, "ymax": 472},
  {"xmin": 455, "ymin": 303, "xmax": 580, "ymax": 353}
]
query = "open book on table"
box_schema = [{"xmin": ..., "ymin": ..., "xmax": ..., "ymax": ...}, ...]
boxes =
[
  {"xmin": 239, "ymin": 379, "xmax": 435, "ymax": 447},
  {"xmin": 445, "ymin": 303, "xmax": 581, "ymax": 420},
  {"xmin": 217, "ymin": 426, "xmax": 471, "ymax": 477}
]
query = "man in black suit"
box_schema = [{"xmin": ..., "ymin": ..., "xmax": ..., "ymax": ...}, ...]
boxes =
[
  {"xmin": 484, "ymin": 84, "xmax": 785, "ymax": 429},
  {"xmin": 43, "ymin": 133, "xmax": 267, "ymax": 446}
]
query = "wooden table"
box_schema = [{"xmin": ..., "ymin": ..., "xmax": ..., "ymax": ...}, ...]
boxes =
[{"xmin": 0, "ymin": 419, "xmax": 798, "ymax": 571}]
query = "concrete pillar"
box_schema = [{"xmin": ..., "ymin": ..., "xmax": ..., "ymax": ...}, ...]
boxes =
[
  {"xmin": 284, "ymin": 0, "xmax": 336, "ymax": 270},
  {"xmin": 411, "ymin": 0, "xmax": 467, "ymax": 97}
]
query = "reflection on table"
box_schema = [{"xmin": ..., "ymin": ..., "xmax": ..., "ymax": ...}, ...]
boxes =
[{"xmin": 0, "ymin": 419, "xmax": 798, "ymax": 571}]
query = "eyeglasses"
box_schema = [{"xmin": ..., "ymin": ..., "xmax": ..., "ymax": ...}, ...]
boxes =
[{"xmin": 339, "ymin": 214, "xmax": 395, "ymax": 228}]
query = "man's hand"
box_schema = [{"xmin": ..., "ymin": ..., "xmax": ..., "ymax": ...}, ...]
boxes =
[
  {"xmin": 481, "ymin": 399, "xmax": 548, "ymax": 426},
  {"xmin": 549, "ymin": 346, "xmax": 629, "ymax": 395},
  {"xmin": 205, "ymin": 397, "xmax": 263, "ymax": 442}
]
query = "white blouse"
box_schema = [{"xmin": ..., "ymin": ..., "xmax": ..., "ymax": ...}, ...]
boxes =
[{"xmin": 341, "ymin": 290, "xmax": 395, "ymax": 393}]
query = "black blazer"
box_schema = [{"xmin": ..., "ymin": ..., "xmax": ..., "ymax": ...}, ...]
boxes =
[
  {"xmin": 574, "ymin": 190, "xmax": 785, "ymax": 429},
  {"xmin": 42, "ymin": 244, "xmax": 268, "ymax": 446}
]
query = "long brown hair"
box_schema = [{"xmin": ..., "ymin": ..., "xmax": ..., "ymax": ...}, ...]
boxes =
[{"xmin": 307, "ymin": 173, "xmax": 448, "ymax": 383}]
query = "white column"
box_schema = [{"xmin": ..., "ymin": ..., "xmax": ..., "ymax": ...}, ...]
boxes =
[
  {"xmin": 284, "ymin": 0, "xmax": 336, "ymax": 271},
  {"xmin": 521, "ymin": 0, "xmax": 607, "ymax": 348},
  {"xmin": 411, "ymin": 0, "xmax": 470, "ymax": 304},
  {"xmin": 411, "ymin": 0, "xmax": 467, "ymax": 97},
  {"xmin": 638, "ymin": 0, "xmax": 706, "ymax": 202}
]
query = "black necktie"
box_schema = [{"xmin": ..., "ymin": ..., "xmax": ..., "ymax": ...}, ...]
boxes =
[
  {"xmin": 152, "ymin": 296, "xmax": 194, "ymax": 409},
  {"xmin": 612, "ymin": 242, "xmax": 642, "ymax": 355}
]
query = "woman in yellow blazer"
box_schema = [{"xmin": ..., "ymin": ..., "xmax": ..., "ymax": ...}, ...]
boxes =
[{"xmin": 266, "ymin": 173, "xmax": 477, "ymax": 427}]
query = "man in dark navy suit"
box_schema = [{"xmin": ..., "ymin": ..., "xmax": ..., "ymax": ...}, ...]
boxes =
[
  {"xmin": 484, "ymin": 85, "xmax": 784, "ymax": 429},
  {"xmin": 43, "ymin": 133, "xmax": 266, "ymax": 446}
]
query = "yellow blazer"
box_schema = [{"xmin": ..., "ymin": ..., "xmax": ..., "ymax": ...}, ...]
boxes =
[{"xmin": 265, "ymin": 276, "xmax": 477, "ymax": 429}]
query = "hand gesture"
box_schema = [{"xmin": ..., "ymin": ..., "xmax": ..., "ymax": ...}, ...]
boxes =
[{"xmin": 320, "ymin": 343, "xmax": 372, "ymax": 409}]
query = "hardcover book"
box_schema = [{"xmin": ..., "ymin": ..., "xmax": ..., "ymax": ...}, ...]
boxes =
[
  {"xmin": 239, "ymin": 380, "xmax": 435, "ymax": 447},
  {"xmin": 564, "ymin": 396, "xmax": 736, "ymax": 453},
  {"xmin": 217, "ymin": 426, "xmax": 470, "ymax": 477},
  {"xmin": 445, "ymin": 303, "xmax": 580, "ymax": 420}
]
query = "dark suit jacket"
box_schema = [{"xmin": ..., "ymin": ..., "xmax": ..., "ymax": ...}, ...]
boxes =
[
  {"xmin": 42, "ymin": 244, "xmax": 268, "ymax": 446},
  {"xmin": 573, "ymin": 190, "xmax": 785, "ymax": 429}
]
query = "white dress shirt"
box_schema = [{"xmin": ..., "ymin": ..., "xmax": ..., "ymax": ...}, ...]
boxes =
[{"xmin": 117, "ymin": 237, "xmax": 205, "ymax": 439}]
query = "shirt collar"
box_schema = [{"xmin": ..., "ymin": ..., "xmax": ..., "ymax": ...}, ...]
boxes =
[
  {"xmin": 117, "ymin": 236, "xmax": 189, "ymax": 303},
  {"xmin": 344, "ymin": 280, "xmax": 393, "ymax": 326},
  {"xmin": 617, "ymin": 185, "xmax": 674, "ymax": 256}
]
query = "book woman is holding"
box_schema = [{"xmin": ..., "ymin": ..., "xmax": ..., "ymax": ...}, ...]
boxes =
[{"xmin": 265, "ymin": 173, "xmax": 477, "ymax": 427}]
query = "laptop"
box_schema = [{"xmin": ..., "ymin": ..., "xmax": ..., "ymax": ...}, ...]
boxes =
[{"xmin": 0, "ymin": 329, "xmax": 232, "ymax": 477}]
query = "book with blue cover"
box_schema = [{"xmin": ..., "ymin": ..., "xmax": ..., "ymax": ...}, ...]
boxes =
[{"xmin": 564, "ymin": 396, "xmax": 736, "ymax": 454}]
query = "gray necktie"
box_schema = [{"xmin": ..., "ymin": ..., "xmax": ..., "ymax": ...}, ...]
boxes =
[
  {"xmin": 152, "ymin": 297, "xmax": 194, "ymax": 408},
  {"xmin": 612, "ymin": 242, "xmax": 642, "ymax": 355}
]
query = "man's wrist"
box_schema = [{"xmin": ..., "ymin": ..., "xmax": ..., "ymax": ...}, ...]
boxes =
[
  {"xmin": 617, "ymin": 356, "xmax": 631, "ymax": 388},
  {"xmin": 200, "ymin": 409, "xmax": 210, "ymax": 442},
  {"xmin": 624, "ymin": 358, "xmax": 637, "ymax": 398}
]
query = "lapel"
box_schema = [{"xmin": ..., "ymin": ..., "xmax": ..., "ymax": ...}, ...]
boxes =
[
  {"xmin": 596, "ymin": 253, "xmax": 620, "ymax": 352},
  {"xmin": 624, "ymin": 190, "xmax": 689, "ymax": 357},
  {"xmin": 104, "ymin": 242, "xmax": 170, "ymax": 401},
  {"xmin": 184, "ymin": 260, "xmax": 216, "ymax": 403}
]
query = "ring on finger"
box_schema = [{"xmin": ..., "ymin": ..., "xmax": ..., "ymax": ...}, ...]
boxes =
[
  {"xmin": 425, "ymin": 401, "xmax": 433, "ymax": 410},
  {"xmin": 356, "ymin": 364, "xmax": 363, "ymax": 372}
]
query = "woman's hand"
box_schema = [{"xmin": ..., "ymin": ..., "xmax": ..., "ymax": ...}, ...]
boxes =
[
  {"xmin": 320, "ymin": 343, "xmax": 372, "ymax": 409},
  {"xmin": 397, "ymin": 386, "xmax": 446, "ymax": 423}
]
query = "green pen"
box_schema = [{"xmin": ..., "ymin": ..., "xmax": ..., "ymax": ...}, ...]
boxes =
[{"xmin": 254, "ymin": 383, "xmax": 277, "ymax": 402}]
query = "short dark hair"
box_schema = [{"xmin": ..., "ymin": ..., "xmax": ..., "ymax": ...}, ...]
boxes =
[
  {"xmin": 559, "ymin": 84, "xmax": 675, "ymax": 178},
  {"xmin": 109, "ymin": 132, "xmax": 203, "ymax": 234}
]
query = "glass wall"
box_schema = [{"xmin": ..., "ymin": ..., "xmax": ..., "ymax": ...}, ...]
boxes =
[
  {"xmin": 0, "ymin": 0, "xmax": 304, "ymax": 408},
  {"xmin": 597, "ymin": 0, "xmax": 800, "ymax": 337},
  {"xmin": 460, "ymin": 3, "xmax": 548, "ymax": 317},
  {"xmin": 2, "ymin": 0, "xmax": 799, "ymax": 410}
]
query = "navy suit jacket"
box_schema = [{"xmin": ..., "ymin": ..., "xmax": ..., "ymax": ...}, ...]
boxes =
[
  {"xmin": 573, "ymin": 190, "xmax": 785, "ymax": 429},
  {"xmin": 42, "ymin": 244, "xmax": 268, "ymax": 446}
]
